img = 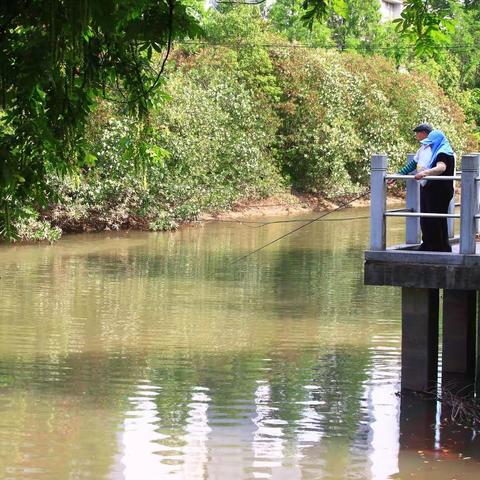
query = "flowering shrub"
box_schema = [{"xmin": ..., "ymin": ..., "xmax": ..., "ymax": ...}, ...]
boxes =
[
  {"xmin": 154, "ymin": 67, "xmax": 283, "ymax": 209},
  {"xmin": 272, "ymin": 48, "xmax": 472, "ymax": 196},
  {"xmin": 14, "ymin": 215, "xmax": 62, "ymax": 243},
  {"xmin": 46, "ymin": 65, "xmax": 284, "ymax": 234}
]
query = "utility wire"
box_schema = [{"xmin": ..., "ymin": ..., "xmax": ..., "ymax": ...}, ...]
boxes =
[
  {"xmin": 230, "ymin": 188, "xmax": 371, "ymax": 264},
  {"xmin": 178, "ymin": 40, "xmax": 480, "ymax": 53}
]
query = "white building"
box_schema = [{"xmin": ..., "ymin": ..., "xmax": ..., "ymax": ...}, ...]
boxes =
[{"xmin": 380, "ymin": 0, "xmax": 404, "ymax": 22}]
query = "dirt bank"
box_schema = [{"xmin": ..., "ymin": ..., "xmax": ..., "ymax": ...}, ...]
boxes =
[{"xmin": 200, "ymin": 192, "xmax": 404, "ymax": 221}]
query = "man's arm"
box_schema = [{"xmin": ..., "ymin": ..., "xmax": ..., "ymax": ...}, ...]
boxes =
[
  {"xmin": 414, "ymin": 162, "xmax": 446, "ymax": 180},
  {"xmin": 397, "ymin": 159, "xmax": 418, "ymax": 176}
]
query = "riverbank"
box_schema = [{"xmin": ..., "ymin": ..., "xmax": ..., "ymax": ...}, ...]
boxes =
[
  {"xmin": 200, "ymin": 192, "xmax": 405, "ymax": 221},
  {"xmin": 8, "ymin": 191, "xmax": 407, "ymax": 244}
]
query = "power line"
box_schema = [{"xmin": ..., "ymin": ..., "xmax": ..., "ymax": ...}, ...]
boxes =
[{"xmin": 177, "ymin": 40, "xmax": 479, "ymax": 54}]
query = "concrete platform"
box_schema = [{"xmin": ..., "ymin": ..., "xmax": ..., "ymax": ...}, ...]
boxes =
[
  {"xmin": 364, "ymin": 240, "xmax": 480, "ymax": 289},
  {"xmin": 365, "ymin": 153, "xmax": 480, "ymax": 392}
]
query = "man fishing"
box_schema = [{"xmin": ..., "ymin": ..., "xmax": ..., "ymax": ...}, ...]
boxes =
[{"xmin": 391, "ymin": 125, "xmax": 455, "ymax": 252}]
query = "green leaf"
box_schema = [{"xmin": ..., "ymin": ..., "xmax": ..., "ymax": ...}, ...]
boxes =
[
  {"xmin": 147, "ymin": 145, "xmax": 170, "ymax": 166},
  {"xmin": 84, "ymin": 152, "xmax": 97, "ymax": 167},
  {"xmin": 152, "ymin": 42, "xmax": 163, "ymax": 53},
  {"xmin": 34, "ymin": 85, "xmax": 46, "ymax": 100}
]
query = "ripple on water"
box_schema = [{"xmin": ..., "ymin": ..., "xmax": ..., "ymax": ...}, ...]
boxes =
[{"xmin": 1, "ymin": 219, "xmax": 479, "ymax": 479}]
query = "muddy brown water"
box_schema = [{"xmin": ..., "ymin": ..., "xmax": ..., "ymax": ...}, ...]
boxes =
[{"xmin": 0, "ymin": 209, "xmax": 479, "ymax": 479}]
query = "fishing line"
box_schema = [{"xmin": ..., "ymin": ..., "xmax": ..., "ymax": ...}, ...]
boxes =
[
  {"xmin": 255, "ymin": 215, "xmax": 371, "ymax": 225},
  {"xmin": 230, "ymin": 188, "xmax": 371, "ymax": 264},
  {"xmin": 208, "ymin": 214, "xmax": 371, "ymax": 228}
]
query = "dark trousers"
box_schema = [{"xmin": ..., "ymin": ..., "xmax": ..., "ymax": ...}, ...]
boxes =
[{"xmin": 420, "ymin": 186, "xmax": 453, "ymax": 252}]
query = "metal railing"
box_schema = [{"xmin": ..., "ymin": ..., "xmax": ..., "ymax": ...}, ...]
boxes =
[{"xmin": 370, "ymin": 153, "xmax": 480, "ymax": 254}]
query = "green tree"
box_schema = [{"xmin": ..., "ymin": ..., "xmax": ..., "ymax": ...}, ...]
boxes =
[
  {"xmin": 203, "ymin": 6, "xmax": 282, "ymax": 99},
  {"xmin": 327, "ymin": 0, "xmax": 381, "ymax": 51},
  {"xmin": 267, "ymin": 0, "xmax": 381, "ymax": 50},
  {"xmin": 394, "ymin": 0, "xmax": 456, "ymax": 55},
  {"xmin": 0, "ymin": 0, "xmax": 201, "ymax": 238},
  {"xmin": 378, "ymin": 1, "xmax": 480, "ymax": 131},
  {"xmin": 300, "ymin": 0, "xmax": 478, "ymax": 55},
  {"xmin": 267, "ymin": 0, "xmax": 334, "ymax": 47},
  {"xmin": 449, "ymin": 3, "xmax": 480, "ymax": 89}
]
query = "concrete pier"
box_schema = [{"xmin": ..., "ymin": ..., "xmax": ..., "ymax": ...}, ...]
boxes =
[
  {"xmin": 364, "ymin": 153, "xmax": 480, "ymax": 393},
  {"xmin": 401, "ymin": 288, "xmax": 439, "ymax": 391},
  {"xmin": 442, "ymin": 290, "xmax": 476, "ymax": 375}
]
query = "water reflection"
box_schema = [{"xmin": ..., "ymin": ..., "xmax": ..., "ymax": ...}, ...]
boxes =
[
  {"xmin": 119, "ymin": 383, "xmax": 168, "ymax": 479},
  {"xmin": 0, "ymin": 210, "xmax": 479, "ymax": 478}
]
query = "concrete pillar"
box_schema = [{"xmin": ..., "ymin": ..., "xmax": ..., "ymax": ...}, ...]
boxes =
[
  {"xmin": 442, "ymin": 290, "xmax": 476, "ymax": 375},
  {"xmin": 402, "ymin": 288, "xmax": 439, "ymax": 392},
  {"xmin": 405, "ymin": 154, "xmax": 420, "ymax": 245},
  {"xmin": 460, "ymin": 154, "xmax": 479, "ymax": 254},
  {"xmin": 370, "ymin": 155, "xmax": 387, "ymax": 250}
]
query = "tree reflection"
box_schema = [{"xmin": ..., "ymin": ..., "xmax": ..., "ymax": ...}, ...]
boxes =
[{"xmin": 2, "ymin": 215, "xmax": 478, "ymax": 478}]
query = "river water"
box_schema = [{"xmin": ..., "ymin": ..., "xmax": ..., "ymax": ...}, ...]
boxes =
[{"xmin": 0, "ymin": 209, "xmax": 479, "ymax": 479}]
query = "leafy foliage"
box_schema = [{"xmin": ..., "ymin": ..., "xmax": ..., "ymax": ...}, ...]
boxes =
[
  {"xmin": 269, "ymin": 0, "xmax": 382, "ymax": 51},
  {"xmin": 271, "ymin": 1, "xmax": 480, "ymax": 132},
  {"xmin": 0, "ymin": 0, "xmax": 201, "ymax": 238},
  {"xmin": 13, "ymin": 216, "xmax": 62, "ymax": 243},
  {"xmin": 394, "ymin": 0, "xmax": 456, "ymax": 55},
  {"xmin": 202, "ymin": 6, "xmax": 283, "ymax": 100},
  {"xmin": 301, "ymin": 0, "xmax": 347, "ymax": 29},
  {"xmin": 326, "ymin": 0, "xmax": 381, "ymax": 51},
  {"xmin": 45, "ymin": 55, "xmax": 284, "ymax": 235}
]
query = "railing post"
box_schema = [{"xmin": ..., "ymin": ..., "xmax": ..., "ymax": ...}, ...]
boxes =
[
  {"xmin": 447, "ymin": 198, "xmax": 455, "ymax": 239},
  {"xmin": 370, "ymin": 154, "xmax": 387, "ymax": 250},
  {"xmin": 477, "ymin": 171, "xmax": 480, "ymax": 234},
  {"xmin": 405, "ymin": 153, "xmax": 420, "ymax": 245},
  {"xmin": 460, "ymin": 154, "xmax": 480, "ymax": 254}
]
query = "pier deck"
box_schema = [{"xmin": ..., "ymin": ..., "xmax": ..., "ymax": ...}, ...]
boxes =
[{"xmin": 365, "ymin": 241, "xmax": 480, "ymax": 290}]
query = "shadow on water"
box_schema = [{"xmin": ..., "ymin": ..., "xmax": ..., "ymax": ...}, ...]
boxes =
[{"xmin": 395, "ymin": 391, "xmax": 480, "ymax": 479}]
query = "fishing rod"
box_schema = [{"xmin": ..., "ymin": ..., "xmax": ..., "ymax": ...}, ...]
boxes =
[{"xmin": 231, "ymin": 187, "xmax": 371, "ymax": 264}]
